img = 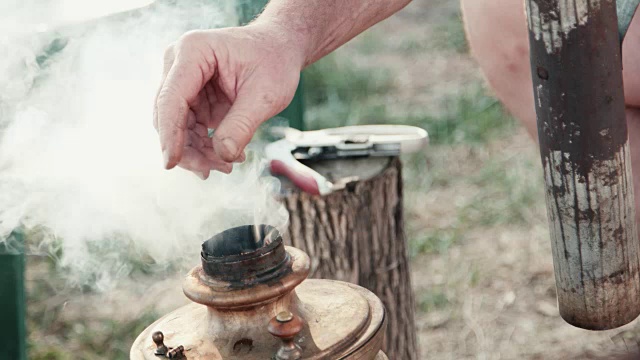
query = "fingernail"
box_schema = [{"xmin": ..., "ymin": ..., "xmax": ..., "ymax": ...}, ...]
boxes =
[
  {"xmin": 235, "ymin": 152, "xmax": 246, "ymax": 163},
  {"xmin": 219, "ymin": 164, "xmax": 233, "ymax": 174},
  {"xmin": 195, "ymin": 172, "xmax": 206, "ymax": 180},
  {"xmin": 220, "ymin": 138, "xmax": 239, "ymax": 160}
]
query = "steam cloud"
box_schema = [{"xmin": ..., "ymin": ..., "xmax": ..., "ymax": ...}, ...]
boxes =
[{"xmin": 0, "ymin": 0, "xmax": 289, "ymax": 290}]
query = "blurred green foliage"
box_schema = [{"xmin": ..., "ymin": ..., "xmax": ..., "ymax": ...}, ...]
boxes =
[
  {"xmin": 31, "ymin": 348, "xmax": 69, "ymax": 360},
  {"xmin": 27, "ymin": 252, "xmax": 160, "ymax": 360},
  {"xmin": 434, "ymin": 13, "xmax": 468, "ymax": 54},
  {"xmin": 24, "ymin": 227, "xmax": 176, "ymax": 359},
  {"xmin": 410, "ymin": 228, "xmax": 461, "ymax": 257},
  {"xmin": 418, "ymin": 288, "xmax": 449, "ymax": 313},
  {"xmin": 303, "ymin": 56, "xmax": 515, "ymax": 144},
  {"xmin": 407, "ymin": 152, "xmax": 541, "ymax": 259},
  {"xmin": 419, "ymin": 89, "xmax": 516, "ymax": 145},
  {"xmin": 29, "ymin": 308, "xmax": 158, "ymax": 360},
  {"xmin": 303, "ymin": 55, "xmax": 393, "ymax": 111},
  {"xmin": 461, "ymin": 157, "xmax": 542, "ymax": 227}
]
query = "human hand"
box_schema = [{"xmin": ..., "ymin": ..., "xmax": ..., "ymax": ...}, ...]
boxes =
[{"xmin": 154, "ymin": 25, "xmax": 304, "ymax": 178}]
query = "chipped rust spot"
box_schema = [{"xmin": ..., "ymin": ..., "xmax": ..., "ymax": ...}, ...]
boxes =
[
  {"xmin": 605, "ymin": 95, "xmax": 614, "ymax": 104},
  {"xmin": 232, "ymin": 338, "xmax": 254, "ymax": 354},
  {"xmin": 607, "ymin": 270, "xmax": 626, "ymax": 285},
  {"xmin": 537, "ymin": 66, "xmax": 549, "ymax": 80}
]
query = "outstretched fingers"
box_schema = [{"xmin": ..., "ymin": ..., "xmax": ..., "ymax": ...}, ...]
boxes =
[{"xmin": 155, "ymin": 37, "xmax": 215, "ymax": 169}]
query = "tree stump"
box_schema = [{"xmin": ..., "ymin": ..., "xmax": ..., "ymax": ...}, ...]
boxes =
[{"xmin": 280, "ymin": 157, "xmax": 418, "ymax": 360}]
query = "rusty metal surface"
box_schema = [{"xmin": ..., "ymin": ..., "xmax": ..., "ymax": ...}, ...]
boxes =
[
  {"xmin": 201, "ymin": 225, "xmax": 285, "ymax": 284},
  {"xmin": 268, "ymin": 311, "xmax": 304, "ymax": 360},
  {"xmin": 130, "ymin": 280, "xmax": 385, "ymax": 359},
  {"xmin": 331, "ymin": 282, "xmax": 386, "ymax": 360},
  {"xmin": 183, "ymin": 246, "xmax": 309, "ymax": 310},
  {"xmin": 202, "ymin": 225, "xmax": 279, "ymax": 258},
  {"xmin": 525, "ymin": 0, "xmax": 640, "ymax": 329},
  {"xmin": 297, "ymin": 280, "xmax": 371, "ymax": 359}
]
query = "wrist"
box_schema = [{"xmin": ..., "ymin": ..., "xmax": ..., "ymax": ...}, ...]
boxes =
[{"xmin": 246, "ymin": 21, "xmax": 309, "ymax": 71}]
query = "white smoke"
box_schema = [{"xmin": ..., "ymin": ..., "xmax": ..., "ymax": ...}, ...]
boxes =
[{"xmin": 0, "ymin": 0, "xmax": 289, "ymax": 290}]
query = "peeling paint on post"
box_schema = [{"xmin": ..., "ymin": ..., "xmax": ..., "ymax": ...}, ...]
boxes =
[{"xmin": 526, "ymin": 0, "xmax": 640, "ymax": 330}]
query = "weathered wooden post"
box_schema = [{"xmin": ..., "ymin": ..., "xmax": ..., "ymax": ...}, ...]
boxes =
[
  {"xmin": 525, "ymin": 0, "xmax": 640, "ymax": 329},
  {"xmin": 281, "ymin": 157, "xmax": 419, "ymax": 359}
]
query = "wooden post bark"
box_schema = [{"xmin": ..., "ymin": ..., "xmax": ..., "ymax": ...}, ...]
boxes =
[
  {"xmin": 280, "ymin": 157, "xmax": 418, "ymax": 360},
  {"xmin": 525, "ymin": 0, "xmax": 640, "ymax": 329}
]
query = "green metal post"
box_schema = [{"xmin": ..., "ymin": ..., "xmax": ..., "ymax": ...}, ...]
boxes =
[
  {"xmin": 237, "ymin": 0, "xmax": 305, "ymax": 130},
  {"xmin": 0, "ymin": 231, "xmax": 27, "ymax": 360}
]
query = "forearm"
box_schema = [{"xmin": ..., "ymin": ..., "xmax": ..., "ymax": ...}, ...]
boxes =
[{"xmin": 253, "ymin": 0, "xmax": 411, "ymax": 68}]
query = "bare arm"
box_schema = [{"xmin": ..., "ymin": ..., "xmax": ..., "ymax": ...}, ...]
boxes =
[
  {"xmin": 256, "ymin": 0, "xmax": 412, "ymax": 67},
  {"xmin": 154, "ymin": 0, "xmax": 410, "ymax": 177}
]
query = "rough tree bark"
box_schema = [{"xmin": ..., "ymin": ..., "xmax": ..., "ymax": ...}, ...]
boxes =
[{"xmin": 281, "ymin": 157, "xmax": 418, "ymax": 360}]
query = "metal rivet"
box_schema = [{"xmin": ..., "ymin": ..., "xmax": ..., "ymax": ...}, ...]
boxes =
[
  {"xmin": 268, "ymin": 312, "xmax": 303, "ymax": 360},
  {"xmin": 276, "ymin": 311, "xmax": 294, "ymax": 323}
]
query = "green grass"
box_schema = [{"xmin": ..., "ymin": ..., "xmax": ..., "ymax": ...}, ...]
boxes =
[
  {"xmin": 302, "ymin": 54, "xmax": 393, "ymax": 130},
  {"xmin": 27, "ymin": 252, "xmax": 160, "ymax": 360},
  {"xmin": 31, "ymin": 348, "xmax": 70, "ymax": 360},
  {"xmin": 303, "ymin": 55, "xmax": 393, "ymax": 108},
  {"xmin": 433, "ymin": 14, "xmax": 468, "ymax": 54},
  {"xmin": 303, "ymin": 59, "xmax": 516, "ymax": 144},
  {"xmin": 418, "ymin": 287, "xmax": 450, "ymax": 313},
  {"xmin": 352, "ymin": 30, "xmax": 385, "ymax": 55},
  {"xmin": 407, "ymin": 155, "xmax": 542, "ymax": 258},
  {"xmin": 461, "ymin": 158, "xmax": 542, "ymax": 227},
  {"xmin": 396, "ymin": 37, "xmax": 430, "ymax": 55},
  {"xmin": 29, "ymin": 309, "xmax": 158, "ymax": 360},
  {"xmin": 72, "ymin": 310, "xmax": 159, "ymax": 360},
  {"xmin": 407, "ymin": 154, "xmax": 543, "ymax": 258},
  {"xmin": 417, "ymin": 88, "xmax": 516, "ymax": 145},
  {"xmin": 409, "ymin": 228, "xmax": 461, "ymax": 257},
  {"xmin": 24, "ymin": 228, "xmax": 178, "ymax": 359}
]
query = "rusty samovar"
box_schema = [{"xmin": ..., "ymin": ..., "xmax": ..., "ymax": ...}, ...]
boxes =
[{"xmin": 130, "ymin": 225, "xmax": 387, "ymax": 359}]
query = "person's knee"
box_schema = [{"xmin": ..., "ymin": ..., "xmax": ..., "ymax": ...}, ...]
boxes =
[
  {"xmin": 462, "ymin": 0, "xmax": 537, "ymax": 136},
  {"xmin": 475, "ymin": 41, "xmax": 530, "ymax": 94},
  {"xmin": 462, "ymin": 0, "xmax": 529, "ymax": 76}
]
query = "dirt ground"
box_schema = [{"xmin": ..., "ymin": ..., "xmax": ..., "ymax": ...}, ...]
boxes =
[{"xmin": 25, "ymin": 1, "xmax": 640, "ymax": 359}]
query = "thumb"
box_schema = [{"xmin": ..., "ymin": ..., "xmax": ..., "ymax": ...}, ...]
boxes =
[{"xmin": 212, "ymin": 92, "xmax": 281, "ymax": 162}]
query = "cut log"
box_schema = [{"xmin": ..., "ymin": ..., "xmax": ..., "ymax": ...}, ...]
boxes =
[{"xmin": 280, "ymin": 157, "xmax": 418, "ymax": 360}]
